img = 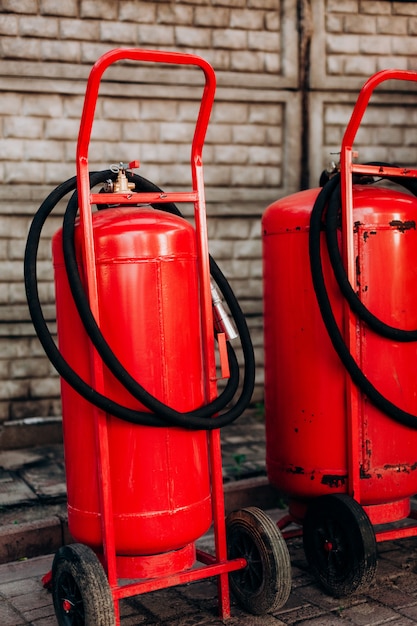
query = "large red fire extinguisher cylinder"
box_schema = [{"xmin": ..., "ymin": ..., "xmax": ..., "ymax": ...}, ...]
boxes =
[
  {"xmin": 52, "ymin": 205, "xmax": 212, "ymax": 557},
  {"xmin": 263, "ymin": 184, "xmax": 417, "ymax": 523}
]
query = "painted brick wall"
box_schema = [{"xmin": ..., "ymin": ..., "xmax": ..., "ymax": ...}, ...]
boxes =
[{"xmin": 1, "ymin": 0, "xmax": 417, "ymax": 438}]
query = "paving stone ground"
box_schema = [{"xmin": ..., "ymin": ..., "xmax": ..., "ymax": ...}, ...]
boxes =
[
  {"xmin": 3, "ymin": 523, "xmax": 417, "ymax": 625},
  {"xmin": 2, "ymin": 409, "xmax": 417, "ymax": 624}
]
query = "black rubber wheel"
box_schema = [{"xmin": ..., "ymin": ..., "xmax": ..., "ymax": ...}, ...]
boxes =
[
  {"xmin": 52, "ymin": 543, "xmax": 116, "ymax": 626},
  {"xmin": 226, "ymin": 506, "xmax": 291, "ymax": 614},
  {"xmin": 303, "ymin": 494, "xmax": 377, "ymax": 597}
]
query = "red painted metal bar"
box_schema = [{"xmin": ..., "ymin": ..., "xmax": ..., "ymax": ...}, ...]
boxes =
[
  {"xmin": 350, "ymin": 164, "xmax": 417, "ymax": 178},
  {"xmin": 277, "ymin": 513, "xmax": 303, "ymax": 540},
  {"xmin": 209, "ymin": 428, "xmax": 231, "ymax": 618},
  {"xmin": 375, "ymin": 523, "xmax": 417, "ymax": 543},
  {"xmin": 339, "ymin": 69, "xmax": 417, "ymax": 505},
  {"xmin": 75, "ymin": 48, "xmax": 235, "ymax": 621},
  {"xmin": 112, "ymin": 556, "xmax": 247, "ymax": 600},
  {"xmin": 90, "ymin": 191, "xmax": 199, "ymax": 205},
  {"xmin": 340, "ymin": 144, "xmax": 361, "ymax": 504},
  {"xmin": 341, "ymin": 70, "xmax": 417, "ymax": 152}
]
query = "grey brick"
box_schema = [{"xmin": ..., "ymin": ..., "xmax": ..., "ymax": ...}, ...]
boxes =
[
  {"xmin": 44, "ymin": 118, "xmax": 80, "ymax": 140},
  {"xmin": 359, "ymin": 34, "xmax": 394, "ymax": 55},
  {"xmin": 40, "ymin": 39, "xmax": 81, "ymax": 62},
  {"xmin": 18, "ymin": 16, "xmax": 59, "ymax": 39},
  {"xmin": 60, "ymin": 18, "xmax": 100, "ymax": 40},
  {"xmin": 0, "ymin": 94, "xmax": 23, "ymax": 116},
  {"xmin": 248, "ymin": 0, "xmax": 279, "ymax": 8},
  {"xmin": 195, "ymin": 6, "xmax": 229, "ymax": 27},
  {"xmin": 214, "ymin": 144, "xmax": 249, "ymax": 164},
  {"xmin": 265, "ymin": 50, "xmax": 281, "ymax": 73},
  {"xmin": 362, "ymin": 1, "xmax": 392, "ymax": 16},
  {"xmin": 23, "ymin": 95, "xmax": 63, "ymax": 118},
  {"xmin": 212, "ymin": 28, "xmax": 247, "ymax": 49},
  {"xmin": 393, "ymin": 36, "xmax": 417, "ymax": 55},
  {"xmin": 121, "ymin": 121, "xmax": 159, "ymax": 143},
  {"xmin": 326, "ymin": 33, "xmax": 360, "ymax": 54},
  {"xmin": 345, "ymin": 14, "xmax": 376, "ymax": 35},
  {"xmin": 10, "ymin": 358, "xmax": 50, "ymax": 379},
  {"xmin": 212, "ymin": 103, "xmax": 249, "ymax": 124},
  {"xmin": 175, "ymin": 25, "xmax": 212, "ymax": 47},
  {"xmin": 377, "ymin": 16, "xmax": 408, "ymax": 36},
  {"xmin": 29, "ymin": 377, "xmax": 60, "ymax": 398},
  {"xmin": 80, "ymin": 41, "xmax": 116, "ymax": 64},
  {"xmin": 137, "ymin": 23, "xmax": 175, "ymax": 45},
  {"xmin": 265, "ymin": 10, "xmax": 280, "ymax": 31},
  {"xmin": 0, "ymin": 139, "xmax": 25, "ymax": 161},
  {"xmin": 230, "ymin": 8, "xmax": 264, "ymax": 30},
  {"xmin": 157, "ymin": 4, "xmax": 194, "ymax": 25},
  {"xmin": 3, "ymin": 117, "xmax": 43, "ymax": 139},
  {"xmin": 250, "ymin": 103, "xmax": 283, "ymax": 125},
  {"xmin": 230, "ymin": 50, "xmax": 265, "ymax": 72},
  {"xmin": 159, "ymin": 121, "xmax": 196, "ymax": 143},
  {"xmin": 119, "ymin": 1, "xmax": 156, "ymax": 23},
  {"xmin": 0, "ymin": 15, "xmax": 18, "ymax": 36},
  {"xmin": 99, "ymin": 20, "xmax": 138, "ymax": 43},
  {"xmin": 0, "ymin": 36, "xmax": 40, "ymax": 59},
  {"xmin": 7, "ymin": 163, "xmax": 46, "ymax": 185},
  {"xmin": 0, "ymin": 0, "xmax": 37, "ymax": 13},
  {"xmin": 40, "ymin": 0, "xmax": 78, "ymax": 16},
  {"xmin": 344, "ymin": 55, "xmax": 377, "ymax": 77},
  {"xmin": 213, "ymin": 0, "xmax": 245, "ymax": 6},
  {"xmin": 0, "ymin": 380, "xmax": 30, "ymax": 401},
  {"xmin": 394, "ymin": 1, "xmax": 417, "ymax": 16},
  {"xmin": 326, "ymin": 0, "xmax": 358, "ymax": 12},
  {"xmin": 264, "ymin": 164, "xmax": 281, "ymax": 187},
  {"xmin": 80, "ymin": 0, "xmax": 118, "ymax": 20}
]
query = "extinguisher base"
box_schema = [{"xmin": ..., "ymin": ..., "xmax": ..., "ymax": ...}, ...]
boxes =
[{"xmin": 97, "ymin": 542, "xmax": 196, "ymax": 579}]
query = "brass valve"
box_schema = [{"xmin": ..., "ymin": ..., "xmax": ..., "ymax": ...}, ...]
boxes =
[{"xmin": 104, "ymin": 162, "xmax": 139, "ymax": 193}]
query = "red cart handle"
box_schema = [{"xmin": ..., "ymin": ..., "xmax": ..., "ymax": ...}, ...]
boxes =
[
  {"xmin": 76, "ymin": 48, "xmax": 216, "ymax": 213},
  {"xmin": 75, "ymin": 48, "xmax": 218, "ymax": 404},
  {"xmin": 340, "ymin": 69, "xmax": 417, "ymax": 285},
  {"xmin": 342, "ymin": 69, "xmax": 417, "ymax": 153},
  {"xmin": 341, "ymin": 69, "xmax": 417, "ymax": 224}
]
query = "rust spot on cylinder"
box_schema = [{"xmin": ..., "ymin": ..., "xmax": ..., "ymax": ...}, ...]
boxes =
[
  {"xmin": 363, "ymin": 230, "xmax": 377, "ymax": 241},
  {"xmin": 382, "ymin": 462, "xmax": 417, "ymax": 474},
  {"xmin": 286, "ymin": 466, "xmax": 304, "ymax": 475},
  {"xmin": 321, "ymin": 474, "xmax": 347, "ymax": 488},
  {"xmin": 389, "ymin": 220, "xmax": 416, "ymax": 232}
]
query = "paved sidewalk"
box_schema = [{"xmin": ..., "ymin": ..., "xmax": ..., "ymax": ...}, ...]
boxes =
[
  {"xmin": 0, "ymin": 409, "xmax": 275, "ymax": 564},
  {"xmin": 3, "ymin": 514, "xmax": 417, "ymax": 625},
  {"xmin": 2, "ymin": 410, "xmax": 417, "ymax": 624}
]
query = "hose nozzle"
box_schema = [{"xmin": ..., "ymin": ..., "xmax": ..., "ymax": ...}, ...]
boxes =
[{"xmin": 211, "ymin": 279, "xmax": 238, "ymax": 341}]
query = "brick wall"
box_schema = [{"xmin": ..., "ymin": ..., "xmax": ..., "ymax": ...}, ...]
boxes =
[{"xmin": 1, "ymin": 0, "xmax": 417, "ymax": 441}]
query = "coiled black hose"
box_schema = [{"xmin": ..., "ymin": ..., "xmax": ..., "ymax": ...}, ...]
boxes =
[
  {"xmin": 24, "ymin": 170, "xmax": 255, "ymax": 430},
  {"xmin": 309, "ymin": 168, "xmax": 417, "ymax": 428}
]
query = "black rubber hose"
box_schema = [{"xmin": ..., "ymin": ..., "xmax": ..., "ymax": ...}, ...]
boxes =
[
  {"xmin": 325, "ymin": 164, "xmax": 417, "ymax": 341},
  {"xmin": 24, "ymin": 170, "xmax": 255, "ymax": 430},
  {"xmin": 309, "ymin": 173, "xmax": 417, "ymax": 429},
  {"xmin": 63, "ymin": 177, "xmax": 247, "ymax": 427}
]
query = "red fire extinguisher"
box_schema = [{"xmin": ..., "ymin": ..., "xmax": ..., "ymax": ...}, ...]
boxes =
[
  {"xmin": 25, "ymin": 49, "xmax": 291, "ymax": 624},
  {"xmin": 263, "ymin": 69, "xmax": 417, "ymax": 598}
]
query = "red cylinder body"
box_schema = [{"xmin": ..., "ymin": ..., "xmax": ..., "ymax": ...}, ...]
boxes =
[
  {"xmin": 263, "ymin": 185, "xmax": 417, "ymax": 517},
  {"xmin": 52, "ymin": 206, "xmax": 211, "ymax": 556}
]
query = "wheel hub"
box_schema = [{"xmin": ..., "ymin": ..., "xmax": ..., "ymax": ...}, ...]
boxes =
[{"xmin": 62, "ymin": 598, "xmax": 74, "ymax": 613}]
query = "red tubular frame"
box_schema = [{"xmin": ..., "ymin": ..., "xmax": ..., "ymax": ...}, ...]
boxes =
[
  {"xmin": 340, "ymin": 70, "xmax": 417, "ymax": 536},
  {"xmin": 74, "ymin": 48, "xmax": 242, "ymax": 623},
  {"xmin": 277, "ymin": 70, "xmax": 417, "ymax": 544}
]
